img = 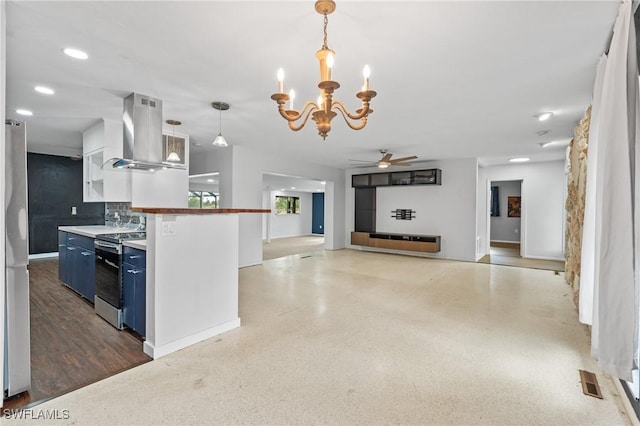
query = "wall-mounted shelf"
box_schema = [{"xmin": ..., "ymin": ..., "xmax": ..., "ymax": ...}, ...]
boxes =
[
  {"xmin": 352, "ymin": 168, "xmax": 441, "ymax": 187},
  {"xmin": 351, "ymin": 231, "xmax": 441, "ymax": 253}
]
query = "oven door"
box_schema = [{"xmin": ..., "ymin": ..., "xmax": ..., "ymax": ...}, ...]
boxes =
[{"xmin": 94, "ymin": 240, "xmax": 122, "ymax": 309}]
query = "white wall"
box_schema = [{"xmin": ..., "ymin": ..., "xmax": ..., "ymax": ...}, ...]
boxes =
[
  {"xmin": 1, "ymin": 0, "xmax": 6, "ymax": 400},
  {"xmin": 131, "ymin": 168, "xmax": 188, "ymax": 208},
  {"xmin": 346, "ymin": 158, "xmax": 478, "ymax": 262},
  {"xmin": 489, "ymin": 180, "xmax": 521, "ymax": 243},
  {"xmin": 190, "ymin": 145, "xmax": 345, "ymax": 267},
  {"xmin": 130, "ymin": 129, "xmax": 189, "ymax": 208},
  {"xmin": 268, "ymin": 190, "xmax": 312, "ymax": 239},
  {"xmin": 480, "ymin": 160, "xmax": 565, "ymax": 260}
]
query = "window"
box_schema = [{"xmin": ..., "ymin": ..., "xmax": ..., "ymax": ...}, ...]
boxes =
[
  {"xmin": 275, "ymin": 196, "xmax": 300, "ymax": 214},
  {"xmin": 189, "ymin": 191, "xmax": 219, "ymax": 208}
]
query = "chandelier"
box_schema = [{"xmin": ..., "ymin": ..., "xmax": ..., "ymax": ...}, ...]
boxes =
[{"xmin": 270, "ymin": 0, "xmax": 376, "ymax": 140}]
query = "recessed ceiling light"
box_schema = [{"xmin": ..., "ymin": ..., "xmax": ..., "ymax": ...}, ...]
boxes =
[
  {"xmin": 63, "ymin": 48, "xmax": 88, "ymax": 60},
  {"xmin": 34, "ymin": 86, "xmax": 55, "ymax": 95},
  {"xmin": 280, "ymin": 188, "xmax": 285, "ymax": 191},
  {"xmin": 16, "ymin": 109, "xmax": 33, "ymax": 116},
  {"xmin": 207, "ymin": 179, "xmax": 214, "ymax": 182},
  {"xmin": 535, "ymin": 112, "xmax": 553, "ymax": 121},
  {"xmin": 509, "ymin": 157, "xmax": 530, "ymax": 163},
  {"xmin": 538, "ymin": 142, "xmax": 553, "ymax": 148},
  {"xmin": 290, "ymin": 187, "xmax": 296, "ymax": 190}
]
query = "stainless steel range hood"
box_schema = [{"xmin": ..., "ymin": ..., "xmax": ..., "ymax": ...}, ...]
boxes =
[{"xmin": 113, "ymin": 92, "xmax": 186, "ymax": 171}]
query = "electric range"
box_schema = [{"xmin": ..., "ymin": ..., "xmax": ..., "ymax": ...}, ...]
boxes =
[{"xmin": 94, "ymin": 231, "xmax": 146, "ymax": 329}]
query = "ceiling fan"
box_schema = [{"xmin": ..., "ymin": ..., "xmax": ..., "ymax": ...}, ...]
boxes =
[{"xmin": 350, "ymin": 149, "xmax": 418, "ymax": 169}]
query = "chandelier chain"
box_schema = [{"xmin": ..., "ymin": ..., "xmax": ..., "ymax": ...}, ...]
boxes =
[{"xmin": 322, "ymin": 12, "xmax": 329, "ymax": 50}]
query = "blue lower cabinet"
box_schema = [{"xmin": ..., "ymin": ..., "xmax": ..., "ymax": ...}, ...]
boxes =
[
  {"xmin": 58, "ymin": 231, "xmax": 96, "ymax": 302},
  {"xmin": 58, "ymin": 231, "xmax": 69, "ymax": 284},
  {"xmin": 76, "ymin": 249, "xmax": 95, "ymax": 301},
  {"xmin": 122, "ymin": 247, "xmax": 146, "ymax": 337}
]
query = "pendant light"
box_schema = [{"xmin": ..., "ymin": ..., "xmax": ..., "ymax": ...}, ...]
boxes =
[
  {"xmin": 165, "ymin": 119, "xmax": 182, "ymax": 162},
  {"xmin": 211, "ymin": 101, "xmax": 229, "ymax": 147}
]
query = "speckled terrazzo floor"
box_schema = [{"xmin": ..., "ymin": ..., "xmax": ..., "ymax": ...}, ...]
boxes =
[
  {"xmin": 5, "ymin": 249, "xmax": 630, "ymax": 425},
  {"xmin": 262, "ymin": 235, "xmax": 325, "ymax": 260}
]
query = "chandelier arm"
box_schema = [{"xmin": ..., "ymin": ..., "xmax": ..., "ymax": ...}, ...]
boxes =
[
  {"xmin": 287, "ymin": 102, "xmax": 319, "ymax": 131},
  {"xmin": 332, "ymin": 99, "xmax": 370, "ymax": 121},
  {"xmin": 334, "ymin": 104, "xmax": 368, "ymax": 131}
]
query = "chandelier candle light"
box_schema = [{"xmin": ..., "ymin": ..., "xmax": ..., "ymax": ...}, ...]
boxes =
[{"xmin": 271, "ymin": 0, "xmax": 376, "ymax": 140}]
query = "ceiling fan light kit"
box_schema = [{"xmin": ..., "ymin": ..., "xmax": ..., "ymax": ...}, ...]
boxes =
[
  {"xmin": 376, "ymin": 150, "xmax": 417, "ymax": 168},
  {"xmin": 270, "ymin": 0, "xmax": 376, "ymax": 140}
]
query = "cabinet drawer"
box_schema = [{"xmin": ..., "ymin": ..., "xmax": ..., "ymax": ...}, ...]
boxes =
[
  {"xmin": 123, "ymin": 247, "xmax": 146, "ymax": 269},
  {"xmin": 66, "ymin": 233, "xmax": 94, "ymax": 251}
]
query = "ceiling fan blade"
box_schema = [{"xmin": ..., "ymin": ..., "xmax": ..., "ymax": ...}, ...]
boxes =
[
  {"xmin": 379, "ymin": 153, "xmax": 392, "ymax": 163},
  {"xmin": 389, "ymin": 156, "xmax": 418, "ymax": 164},
  {"xmin": 393, "ymin": 162, "xmax": 412, "ymax": 167}
]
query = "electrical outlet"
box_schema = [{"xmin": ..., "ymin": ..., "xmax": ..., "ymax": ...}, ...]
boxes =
[
  {"xmin": 515, "ymin": 228, "xmax": 519, "ymax": 233},
  {"xmin": 71, "ymin": 206, "xmax": 77, "ymax": 215},
  {"xmin": 162, "ymin": 222, "xmax": 175, "ymax": 236}
]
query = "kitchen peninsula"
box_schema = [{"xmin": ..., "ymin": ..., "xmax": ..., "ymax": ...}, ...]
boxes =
[{"xmin": 131, "ymin": 207, "xmax": 269, "ymax": 358}]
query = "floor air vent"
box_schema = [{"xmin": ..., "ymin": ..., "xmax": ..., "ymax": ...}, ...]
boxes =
[{"xmin": 579, "ymin": 369, "xmax": 603, "ymax": 399}]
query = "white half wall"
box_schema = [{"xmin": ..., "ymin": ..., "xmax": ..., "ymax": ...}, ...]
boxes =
[
  {"xmin": 346, "ymin": 158, "xmax": 478, "ymax": 262},
  {"xmin": 489, "ymin": 180, "xmax": 521, "ymax": 243},
  {"xmin": 480, "ymin": 160, "xmax": 565, "ymax": 260},
  {"xmin": 144, "ymin": 213, "xmax": 239, "ymax": 358}
]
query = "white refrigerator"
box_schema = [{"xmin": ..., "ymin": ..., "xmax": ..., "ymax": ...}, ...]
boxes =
[{"xmin": 4, "ymin": 120, "xmax": 31, "ymax": 397}]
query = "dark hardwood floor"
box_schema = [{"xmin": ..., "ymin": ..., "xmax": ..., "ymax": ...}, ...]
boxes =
[{"xmin": 3, "ymin": 258, "xmax": 151, "ymax": 409}]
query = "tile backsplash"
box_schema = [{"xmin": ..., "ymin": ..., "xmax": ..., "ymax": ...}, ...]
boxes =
[{"xmin": 105, "ymin": 202, "xmax": 146, "ymax": 230}]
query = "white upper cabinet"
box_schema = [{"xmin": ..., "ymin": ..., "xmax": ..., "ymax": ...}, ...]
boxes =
[{"xmin": 82, "ymin": 119, "xmax": 132, "ymax": 202}]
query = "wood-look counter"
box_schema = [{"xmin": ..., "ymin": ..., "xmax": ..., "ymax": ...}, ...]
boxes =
[{"xmin": 132, "ymin": 207, "xmax": 270, "ymax": 214}]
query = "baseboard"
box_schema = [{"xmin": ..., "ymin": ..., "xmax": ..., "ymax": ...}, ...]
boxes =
[
  {"xmin": 143, "ymin": 317, "xmax": 241, "ymax": 359},
  {"xmin": 614, "ymin": 377, "xmax": 640, "ymax": 425},
  {"xmin": 524, "ymin": 255, "xmax": 564, "ymax": 262},
  {"xmin": 490, "ymin": 240, "xmax": 521, "ymax": 244},
  {"xmin": 475, "ymin": 252, "xmax": 488, "ymax": 262},
  {"xmin": 28, "ymin": 252, "xmax": 58, "ymax": 260}
]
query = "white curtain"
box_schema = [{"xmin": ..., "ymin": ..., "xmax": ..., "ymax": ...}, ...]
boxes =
[
  {"xmin": 587, "ymin": 0, "xmax": 638, "ymax": 381},
  {"xmin": 579, "ymin": 55, "xmax": 606, "ymax": 327}
]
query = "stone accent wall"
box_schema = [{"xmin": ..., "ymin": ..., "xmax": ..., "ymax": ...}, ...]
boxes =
[{"xmin": 565, "ymin": 106, "xmax": 591, "ymax": 307}]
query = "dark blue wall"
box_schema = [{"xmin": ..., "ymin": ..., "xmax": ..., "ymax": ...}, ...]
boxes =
[
  {"xmin": 27, "ymin": 153, "xmax": 105, "ymax": 254},
  {"xmin": 312, "ymin": 192, "xmax": 325, "ymax": 234}
]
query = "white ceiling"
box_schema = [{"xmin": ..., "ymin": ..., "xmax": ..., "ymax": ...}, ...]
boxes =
[{"xmin": 6, "ymin": 1, "xmax": 620, "ymax": 168}]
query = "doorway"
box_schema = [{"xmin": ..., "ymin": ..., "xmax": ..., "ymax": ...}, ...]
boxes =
[
  {"xmin": 262, "ymin": 173, "xmax": 327, "ymax": 260},
  {"xmin": 488, "ymin": 179, "xmax": 522, "ymax": 256}
]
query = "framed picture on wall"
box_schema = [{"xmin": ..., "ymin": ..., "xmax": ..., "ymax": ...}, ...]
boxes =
[{"xmin": 507, "ymin": 196, "xmax": 521, "ymax": 217}]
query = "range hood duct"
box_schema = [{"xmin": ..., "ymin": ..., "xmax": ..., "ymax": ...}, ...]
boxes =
[{"xmin": 112, "ymin": 92, "xmax": 186, "ymax": 171}]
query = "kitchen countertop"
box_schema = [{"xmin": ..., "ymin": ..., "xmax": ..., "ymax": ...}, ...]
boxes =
[
  {"xmin": 58, "ymin": 225, "xmax": 136, "ymax": 238},
  {"xmin": 123, "ymin": 240, "xmax": 146, "ymax": 250}
]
